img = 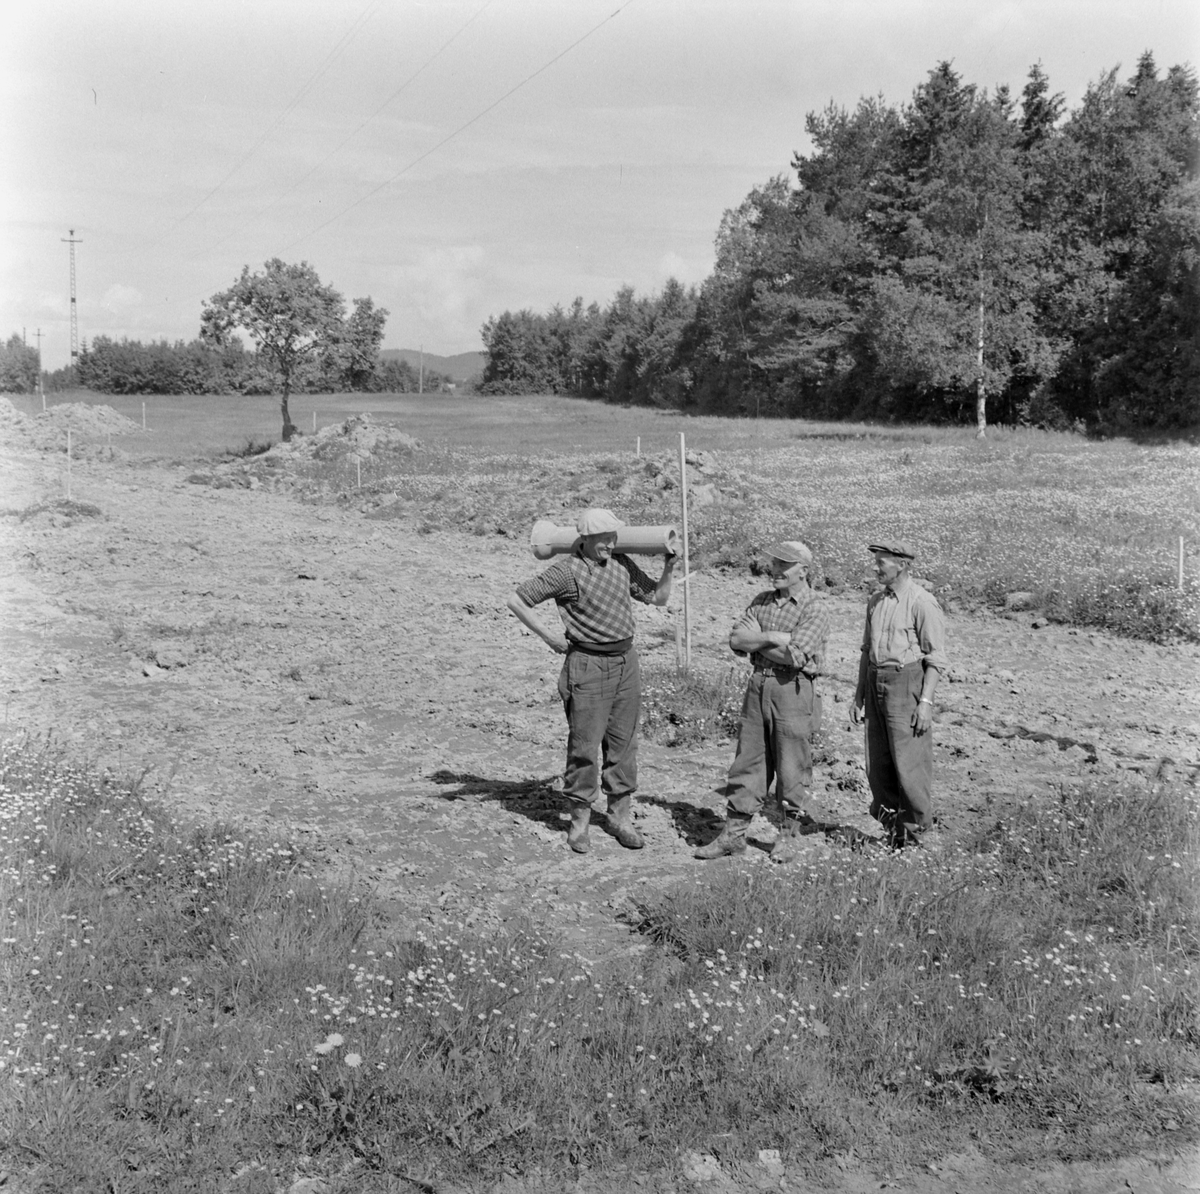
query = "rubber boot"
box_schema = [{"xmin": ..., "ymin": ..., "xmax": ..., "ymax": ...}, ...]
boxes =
[
  {"xmin": 606, "ymin": 794, "xmax": 644, "ymax": 850},
  {"xmin": 567, "ymin": 805, "xmax": 591, "ymax": 854},
  {"xmin": 693, "ymin": 811, "xmax": 751, "ymax": 860}
]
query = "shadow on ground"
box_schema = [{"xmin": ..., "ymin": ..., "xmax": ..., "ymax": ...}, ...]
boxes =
[{"xmin": 426, "ymin": 768, "xmax": 567, "ymax": 831}]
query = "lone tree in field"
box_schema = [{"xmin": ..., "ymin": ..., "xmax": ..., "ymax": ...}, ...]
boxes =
[{"xmin": 201, "ymin": 259, "xmax": 347, "ymax": 440}]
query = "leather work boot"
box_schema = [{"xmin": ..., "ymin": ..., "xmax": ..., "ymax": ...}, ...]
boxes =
[
  {"xmin": 606, "ymin": 795, "xmax": 644, "ymax": 850},
  {"xmin": 567, "ymin": 805, "xmax": 591, "ymax": 854},
  {"xmin": 693, "ymin": 812, "xmax": 752, "ymax": 860}
]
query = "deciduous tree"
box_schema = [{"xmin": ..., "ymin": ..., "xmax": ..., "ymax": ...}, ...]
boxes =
[
  {"xmin": 201, "ymin": 259, "xmax": 347, "ymax": 439},
  {"xmin": 0, "ymin": 335, "xmax": 41, "ymax": 393}
]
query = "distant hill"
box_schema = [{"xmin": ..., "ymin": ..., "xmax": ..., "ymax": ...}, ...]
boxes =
[{"xmin": 380, "ymin": 349, "xmax": 485, "ymax": 384}]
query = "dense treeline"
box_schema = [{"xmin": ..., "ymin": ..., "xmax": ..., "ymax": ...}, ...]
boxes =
[
  {"xmin": 0, "ymin": 335, "xmax": 41, "ymax": 393},
  {"xmin": 481, "ymin": 55, "xmax": 1199, "ymax": 432},
  {"xmin": 1, "ymin": 336, "xmax": 446, "ymax": 398},
  {"xmin": 67, "ymin": 336, "xmax": 443, "ymax": 396},
  {"xmin": 3, "ymin": 276, "xmax": 449, "ymax": 398}
]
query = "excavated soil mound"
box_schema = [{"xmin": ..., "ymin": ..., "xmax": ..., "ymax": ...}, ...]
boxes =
[
  {"xmin": 0, "ymin": 397, "xmax": 144, "ymax": 452},
  {"xmin": 183, "ymin": 412, "xmax": 422, "ymax": 492}
]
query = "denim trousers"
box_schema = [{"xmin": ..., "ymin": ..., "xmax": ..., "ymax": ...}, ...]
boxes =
[
  {"xmin": 557, "ymin": 647, "xmax": 640, "ymax": 809},
  {"xmin": 725, "ymin": 671, "xmax": 815, "ymax": 819},
  {"xmin": 864, "ymin": 662, "xmax": 934, "ymax": 830}
]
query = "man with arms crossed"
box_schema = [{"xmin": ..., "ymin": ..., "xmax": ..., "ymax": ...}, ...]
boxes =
[
  {"xmin": 695, "ymin": 540, "xmax": 830, "ymax": 862},
  {"xmin": 507, "ymin": 508, "xmax": 676, "ymax": 855},
  {"xmin": 851, "ymin": 540, "xmax": 947, "ymax": 848}
]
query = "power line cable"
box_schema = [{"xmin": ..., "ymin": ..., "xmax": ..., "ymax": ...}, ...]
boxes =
[
  {"xmin": 200, "ymin": 0, "xmax": 494, "ymax": 257},
  {"xmin": 277, "ymin": 0, "xmax": 637, "ymax": 254},
  {"xmin": 153, "ymin": 0, "xmax": 383, "ymax": 246}
]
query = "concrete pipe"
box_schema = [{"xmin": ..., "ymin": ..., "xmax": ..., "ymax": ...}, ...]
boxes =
[{"xmin": 530, "ymin": 519, "xmax": 680, "ymax": 560}]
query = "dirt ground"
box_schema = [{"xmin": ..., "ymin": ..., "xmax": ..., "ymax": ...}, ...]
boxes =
[{"xmin": 1, "ymin": 416, "xmax": 1198, "ymax": 1194}]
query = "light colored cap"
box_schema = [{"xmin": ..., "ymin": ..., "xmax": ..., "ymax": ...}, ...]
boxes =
[
  {"xmin": 868, "ymin": 540, "xmax": 917, "ymax": 561},
  {"xmin": 766, "ymin": 540, "xmax": 813, "ymax": 565},
  {"xmin": 576, "ymin": 508, "xmax": 624, "ymax": 536}
]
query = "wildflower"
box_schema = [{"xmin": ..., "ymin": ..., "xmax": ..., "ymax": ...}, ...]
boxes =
[{"xmin": 344, "ymin": 1052, "xmax": 362, "ymax": 1068}]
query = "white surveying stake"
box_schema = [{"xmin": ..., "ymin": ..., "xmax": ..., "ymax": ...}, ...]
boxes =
[{"xmin": 678, "ymin": 432, "xmax": 691, "ymax": 669}]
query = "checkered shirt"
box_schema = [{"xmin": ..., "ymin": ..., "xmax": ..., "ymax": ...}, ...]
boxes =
[
  {"xmin": 516, "ymin": 552, "xmax": 656, "ymax": 645},
  {"xmin": 736, "ymin": 587, "xmax": 830, "ymax": 676}
]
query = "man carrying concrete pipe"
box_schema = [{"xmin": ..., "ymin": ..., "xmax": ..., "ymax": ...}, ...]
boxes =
[{"xmin": 507, "ymin": 508, "xmax": 677, "ymax": 854}]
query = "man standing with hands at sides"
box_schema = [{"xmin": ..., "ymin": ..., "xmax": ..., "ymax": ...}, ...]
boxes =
[
  {"xmin": 507, "ymin": 509, "xmax": 676, "ymax": 855},
  {"xmin": 695, "ymin": 540, "xmax": 830, "ymax": 863},
  {"xmin": 851, "ymin": 541, "xmax": 947, "ymax": 848}
]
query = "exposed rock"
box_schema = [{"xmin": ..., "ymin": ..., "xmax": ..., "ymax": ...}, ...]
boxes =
[
  {"xmin": 152, "ymin": 641, "xmax": 191, "ymax": 669},
  {"xmin": 285, "ymin": 1177, "xmax": 329, "ymax": 1194},
  {"xmin": 756, "ymin": 1149, "xmax": 784, "ymax": 1178},
  {"xmin": 681, "ymin": 1150, "xmax": 726, "ymax": 1184},
  {"xmin": 1005, "ymin": 590, "xmax": 1036, "ymax": 611}
]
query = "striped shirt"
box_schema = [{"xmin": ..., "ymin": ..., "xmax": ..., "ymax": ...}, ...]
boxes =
[
  {"xmin": 735, "ymin": 587, "xmax": 830, "ymax": 676},
  {"xmin": 516, "ymin": 552, "xmax": 656, "ymax": 646},
  {"xmin": 862, "ymin": 577, "xmax": 948, "ymax": 671}
]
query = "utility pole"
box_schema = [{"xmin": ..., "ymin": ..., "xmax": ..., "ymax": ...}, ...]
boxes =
[
  {"xmin": 34, "ymin": 328, "xmax": 45, "ymax": 411},
  {"xmin": 61, "ymin": 228, "xmax": 83, "ymax": 363}
]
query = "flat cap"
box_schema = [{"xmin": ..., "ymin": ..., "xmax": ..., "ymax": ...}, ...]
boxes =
[
  {"xmin": 868, "ymin": 540, "xmax": 917, "ymax": 560},
  {"xmin": 766, "ymin": 539, "xmax": 813, "ymax": 565},
  {"xmin": 576, "ymin": 508, "xmax": 625, "ymax": 535}
]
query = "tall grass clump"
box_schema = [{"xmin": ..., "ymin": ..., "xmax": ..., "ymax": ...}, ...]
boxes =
[
  {"xmin": 639, "ymin": 661, "xmax": 744, "ymax": 746},
  {"xmin": 631, "ymin": 779, "xmax": 1200, "ymax": 1163},
  {"xmin": 3, "ymin": 739, "xmax": 1197, "ymax": 1189},
  {"xmin": 0, "ymin": 738, "xmax": 370, "ymax": 1191}
]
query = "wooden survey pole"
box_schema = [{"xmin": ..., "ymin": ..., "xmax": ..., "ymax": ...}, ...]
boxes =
[
  {"xmin": 678, "ymin": 432, "xmax": 691, "ymax": 669},
  {"xmin": 66, "ymin": 428, "xmax": 72, "ymax": 500},
  {"xmin": 35, "ymin": 328, "xmax": 44, "ymax": 412},
  {"xmin": 1180, "ymin": 537, "xmax": 1186, "ymax": 591}
]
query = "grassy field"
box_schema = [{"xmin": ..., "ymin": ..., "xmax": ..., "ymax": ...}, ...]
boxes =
[
  {"xmin": 15, "ymin": 388, "xmax": 1200, "ymax": 641},
  {"xmin": 1, "ymin": 740, "xmax": 1196, "ymax": 1191},
  {"xmin": 4, "ymin": 392, "xmax": 1199, "ymax": 1188},
  {"xmin": 19, "ymin": 386, "xmax": 1163, "ymax": 456}
]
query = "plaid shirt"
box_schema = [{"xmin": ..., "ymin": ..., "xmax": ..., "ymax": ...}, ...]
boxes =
[
  {"xmin": 516, "ymin": 552, "xmax": 656, "ymax": 645},
  {"xmin": 735, "ymin": 587, "xmax": 830, "ymax": 676}
]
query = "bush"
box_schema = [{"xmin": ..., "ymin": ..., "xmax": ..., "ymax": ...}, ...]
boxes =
[{"xmin": 1048, "ymin": 574, "xmax": 1200, "ymax": 643}]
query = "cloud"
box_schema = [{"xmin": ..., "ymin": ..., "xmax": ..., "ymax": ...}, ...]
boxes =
[
  {"xmin": 394, "ymin": 245, "xmax": 486, "ymax": 338},
  {"xmin": 656, "ymin": 252, "xmax": 708, "ymax": 289},
  {"xmin": 102, "ymin": 283, "xmax": 144, "ymax": 312}
]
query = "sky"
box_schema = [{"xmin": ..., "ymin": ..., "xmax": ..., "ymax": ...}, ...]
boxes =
[{"xmin": 3, "ymin": 0, "xmax": 1198, "ymax": 367}]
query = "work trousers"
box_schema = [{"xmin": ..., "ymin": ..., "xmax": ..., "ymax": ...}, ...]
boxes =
[
  {"xmin": 864, "ymin": 662, "xmax": 933, "ymax": 831},
  {"xmin": 725, "ymin": 671, "xmax": 815, "ymax": 819},
  {"xmin": 557, "ymin": 647, "xmax": 640, "ymax": 810}
]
